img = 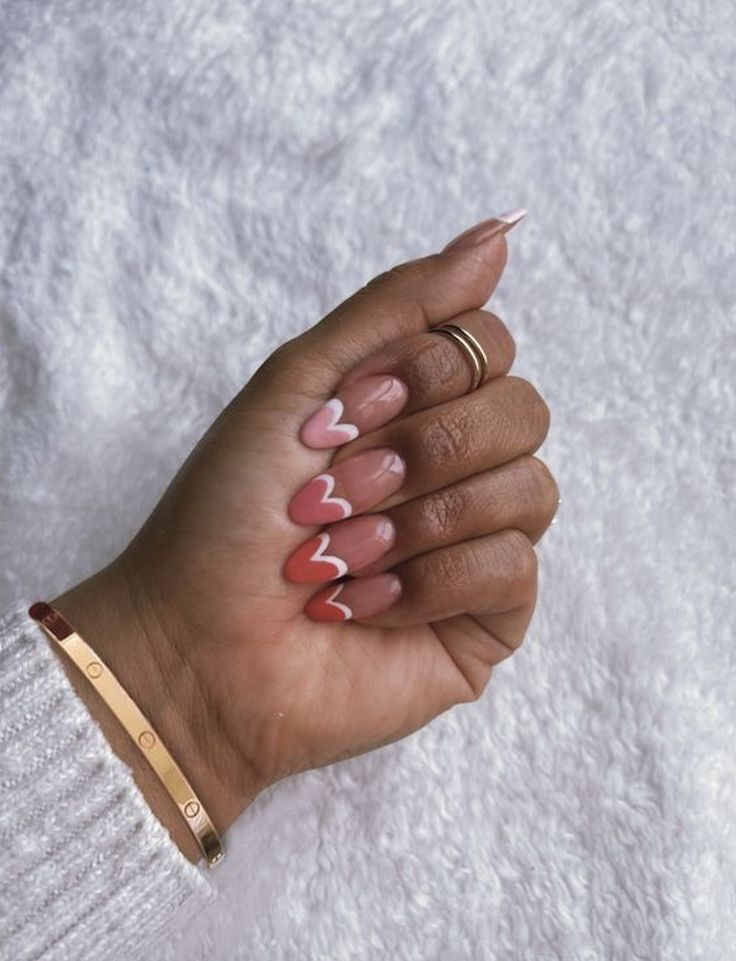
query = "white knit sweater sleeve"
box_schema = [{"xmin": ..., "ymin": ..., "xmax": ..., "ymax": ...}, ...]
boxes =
[{"xmin": 0, "ymin": 601, "xmax": 217, "ymax": 961}]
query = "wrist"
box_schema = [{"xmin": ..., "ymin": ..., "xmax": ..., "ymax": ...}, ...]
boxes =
[{"xmin": 48, "ymin": 560, "xmax": 251, "ymax": 864}]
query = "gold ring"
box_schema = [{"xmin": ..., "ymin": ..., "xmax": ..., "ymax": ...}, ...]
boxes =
[{"xmin": 429, "ymin": 324, "xmax": 489, "ymax": 393}]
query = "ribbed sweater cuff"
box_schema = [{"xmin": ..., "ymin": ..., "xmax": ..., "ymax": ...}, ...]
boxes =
[{"xmin": 0, "ymin": 601, "xmax": 217, "ymax": 961}]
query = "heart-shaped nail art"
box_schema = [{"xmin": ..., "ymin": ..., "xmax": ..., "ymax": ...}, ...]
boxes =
[
  {"xmin": 300, "ymin": 376, "xmax": 408, "ymax": 450},
  {"xmin": 289, "ymin": 448, "xmax": 405, "ymax": 526},
  {"xmin": 296, "ymin": 473, "xmax": 352, "ymax": 523},
  {"xmin": 284, "ymin": 531, "xmax": 348, "ymax": 582},
  {"xmin": 304, "ymin": 573, "xmax": 401, "ymax": 622},
  {"xmin": 301, "ymin": 398, "xmax": 359, "ymax": 448},
  {"xmin": 305, "ymin": 583, "xmax": 353, "ymax": 621},
  {"xmin": 284, "ymin": 515, "xmax": 395, "ymax": 583}
]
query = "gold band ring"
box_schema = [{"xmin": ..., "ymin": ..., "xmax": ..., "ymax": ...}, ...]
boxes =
[{"xmin": 429, "ymin": 323, "xmax": 489, "ymax": 393}]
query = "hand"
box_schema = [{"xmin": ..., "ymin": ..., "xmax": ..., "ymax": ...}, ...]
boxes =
[{"xmin": 52, "ymin": 211, "xmax": 558, "ymax": 864}]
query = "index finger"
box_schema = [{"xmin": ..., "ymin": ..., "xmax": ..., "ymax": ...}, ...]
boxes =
[{"xmin": 293, "ymin": 210, "xmax": 526, "ymax": 387}]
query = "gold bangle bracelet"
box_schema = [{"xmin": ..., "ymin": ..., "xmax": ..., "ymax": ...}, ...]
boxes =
[{"xmin": 29, "ymin": 601, "xmax": 225, "ymax": 868}]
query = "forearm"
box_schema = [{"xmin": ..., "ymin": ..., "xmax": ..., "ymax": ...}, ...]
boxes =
[
  {"xmin": 51, "ymin": 567, "xmax": 206, "ymax": 866},
  {"xmin": 0, "ymin": 600, "xmax": 216, "ymax": 961},
  {"xmin": 49, "ymin": 555, "xmax": 260, "ymax": 861}
]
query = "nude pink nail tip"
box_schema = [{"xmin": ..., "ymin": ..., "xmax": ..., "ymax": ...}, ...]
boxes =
[
  {"xmin": 495, "ymin": 208, "xmax": 528, "ymax": 225},
  {"xmin": 442, "ymin": 208, "xmax": 527, "ymax": 252},
  {"xmin": 341, "ymin": 375, "xmax": 407, "ymax": 433},
  {"xmin": 342, "ymin": 515, "xmax": 395, "ymax": 572},
  {"xmin": 300, "ymin": 398, "xmax": 359, "ymax": 449}
]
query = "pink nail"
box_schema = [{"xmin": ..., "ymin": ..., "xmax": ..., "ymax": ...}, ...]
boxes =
[
  {"xmin": 288, "ymin": 448, "xmax": 405, "ymax": 525},
  {"xmin": 305, "ymin": 573, "xmax": 402, "ymax": 621},
  {"xmin": 300, "ymin": 375, "xmax": 408, "ymax": 449},
  {"xmin": 284, "ymin": 515, "xmax": 396, "ymax": 583},
  {"xmin": 442, "ymin": 208, "xmax": 527, "ymax": 253}
]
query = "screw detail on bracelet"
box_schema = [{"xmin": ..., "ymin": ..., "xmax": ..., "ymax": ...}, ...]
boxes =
[
  {"xmin": 28, "ymin": 600, "xmax": 225, "ymax": 868},
  {"xmin": 138, "ymin": 730, "xmax": 156, "ymax": 749}
]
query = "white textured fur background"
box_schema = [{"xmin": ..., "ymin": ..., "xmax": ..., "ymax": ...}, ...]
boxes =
[{"xmin": 1, "ymin": 0, "xmax": 735, "ymax": 958}]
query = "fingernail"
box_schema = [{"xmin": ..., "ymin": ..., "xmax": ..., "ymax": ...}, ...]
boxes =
[
  {"xmin": 442, "ymin": 208, "xmax": 527, "ymax": 253},
  {"xmin": 305, "ymin": 573, "xmax": 402, "ymax": 621},
  {"xmin": 300, "ymin": 375, "xmax": 408, "ymax": 449},
  {"xmin": 288, "ymin": 448, "xmax": 405, "ymax": 525},
  {"xmin": 284, "ymin": 515, "xmax": 396, "ymax": 583}
]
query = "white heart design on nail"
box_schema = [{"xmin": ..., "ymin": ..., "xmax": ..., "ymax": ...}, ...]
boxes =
[
  {"xmin": 308, "ymin": 532, "xmax": 348, "ymax": 578},
  {"xmin": 313, "ymin": 473, "xmax": 352, "ymax": 519},
  {"xmin": 321, "ymin": 398, "xmax": 359, "ymax": 442},
  {"xmin": 323, "ymin": 584, "xmax": 353, "ymax": 620}
]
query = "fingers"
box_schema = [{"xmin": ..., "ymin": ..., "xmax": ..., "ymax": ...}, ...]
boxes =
[
  {"xmin": 284, "ymin": 455, "xmax": 558, "ymax": 584},
  {"xmin": 301, "ymin": 524, "xmax": 540, "ymax": 703},
  {"xmin": 357, "ymin": 455, "xmax": 560, "ymax": 574},
  {"xmin": 304, "ymin": 528, "xmax": 537, "ymax": 631},
  {"xmin": 299, "ymin": 309, "xmax": 515, "ymax": 448},
  {"xmin": 288, "ymin": 376, "xmax": 550, "ymax": 524},
  {"xmin": 286, "ymin": 458, "xmax": 556, "ymax": 630},
  {"xmin": 262, "ymin": 211, "xmax": 526, "ymax": 397}
]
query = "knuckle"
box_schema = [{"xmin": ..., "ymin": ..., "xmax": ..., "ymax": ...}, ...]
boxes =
[
  {"xmin": 482, "ymin": 311, "xmax": 517, "ymax": 368},
  {"xmin": 414, "ymin": 409, "xmax": 474, "ymax": 470},
  {"xmin": 505, "ymin": 376, "xmax": 551, "ymax": 444},
  {"xmin": 419, "ymin": 485, "xmax": 470, "ymax": 540},
  {"xmin": 426, "ymin": 546, "xmax": 474, "ymax": 586},
  {"xmin": 498, "ymin": 529, "xmax": 538, "ymax": 604},
  {"xmin": 524, "ymin": 455, "xmax": 561, "ymax": 522}
]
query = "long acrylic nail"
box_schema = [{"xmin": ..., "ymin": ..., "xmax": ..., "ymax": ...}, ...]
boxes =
[
  {"xmin": 300, "ymin": 375, "xmax": 408, "ymax": 450},
  {"xmin": 288, "ymin": 447, "xmax": 405, "ymax": 525},
  {"xmin": 284, "ymin": 515, "xmax": 396, "ymax": 583},
  {"xmin": 442, "ymin": 208, "xmax": 527, "ymax": 253},
  {"xmin": 305, "ymin": 573, "xmax": 402, "ymax": 621}
]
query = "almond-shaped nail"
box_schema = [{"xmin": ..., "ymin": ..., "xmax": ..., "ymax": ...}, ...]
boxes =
[
  {"xmin": 305, "ymin": 573, "xmax": 402, "ymax": 621},
  {"xmin": 284, "ymin": 515, "xmax": 396, "ymax": 583},
  {"xmin": 442, "ymin": 208, "xmax": 527, "ymax": 253},
  {"xmin": 300, "ymin": 375, "xmax": 408, "ymax": 449},
  {"xmin": 288, "ymin": 447, "xmax": 405, "ymax": 525}
]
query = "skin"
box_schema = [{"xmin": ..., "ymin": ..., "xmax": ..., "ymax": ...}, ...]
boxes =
[{"xmin": 49, "ymin": 222, "xmax": 559, "ymax": 865}]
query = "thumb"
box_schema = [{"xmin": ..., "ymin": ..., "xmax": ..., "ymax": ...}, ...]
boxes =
[{"xmin": 261, "ymin": 209, "xmax": 527, "ymax": 398}]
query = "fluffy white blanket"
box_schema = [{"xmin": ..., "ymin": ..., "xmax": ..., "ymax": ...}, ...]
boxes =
[{"xmin": 1, "ymin": 0, "xmax": 733, "ymax": 957}]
